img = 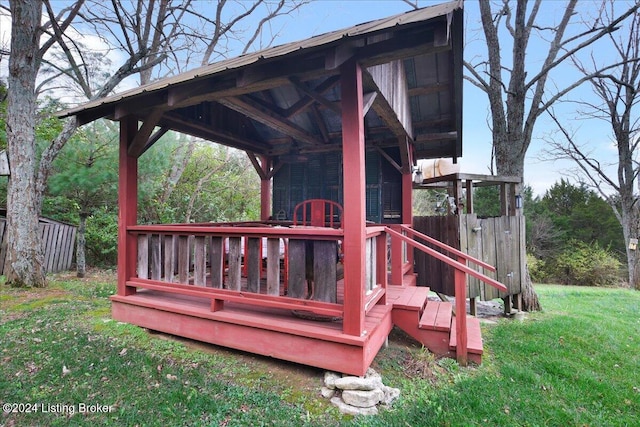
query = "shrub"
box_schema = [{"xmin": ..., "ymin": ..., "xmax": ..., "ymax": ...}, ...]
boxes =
[
  {"xmin": 85, "ymin": 207, "xmax": 118, "ymax": 267},
  {"xmin": 552, "ymin": 240, "xmax": 622, "ymax": 287},
  {"xmin": 526, "ymin": 253, "xmax": 548, "ymax": 283}
]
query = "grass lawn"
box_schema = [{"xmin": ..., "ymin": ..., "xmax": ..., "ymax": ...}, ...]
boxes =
[{"xmin": 1, "ymin": 273, "xmax": 639, "ymax": 426}]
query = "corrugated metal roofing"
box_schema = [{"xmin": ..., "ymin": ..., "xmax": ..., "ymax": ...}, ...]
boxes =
[{"xmin": 59, "ymin": 0, "xmax": 462, "ymax": 118}]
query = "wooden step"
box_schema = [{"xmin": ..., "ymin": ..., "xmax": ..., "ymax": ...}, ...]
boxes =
[
  {"xmin": 389, "ymin": 286, "xmax": 430, "ymax": 311},
  {"xmin": 418, "ymin": 301, "xmax": 452, "ymax": 331},
  {"xmin": 449, "ymin": 316, "xmax": 483, "ymax": 355}
]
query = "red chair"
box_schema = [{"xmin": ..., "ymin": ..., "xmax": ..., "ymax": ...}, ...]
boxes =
[{"xmin": 293, "ymin": 199, "xmax": 343, "ymax": 228}]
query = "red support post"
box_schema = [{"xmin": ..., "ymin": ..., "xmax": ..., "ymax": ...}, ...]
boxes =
[
  {"xmin": 391, "ymin": 229, "xmax": 403, "ymax": 285},
  {"xmin": 402, "ymin": 171, "xmax": 414, "ymax": 266},
  {"xmin": 341, "ymin": 59, "xmax": 366, "ymax": 336},
  {"xmin": 455, "ymin": 255, "xmax": 468, "ymax": 366},
  {"xmin": 117, "ymin": 117, "xmax": 139, "ymax": 296},
  {"xmin": 260, "ymin": 155, "xmax": 271, "ymax": 221},
  {"xmin": 376, "ymin": 233, "xmax": 388, "ymax": 305}
]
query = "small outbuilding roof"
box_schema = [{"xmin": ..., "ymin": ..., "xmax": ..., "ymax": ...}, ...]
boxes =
[{"xmin": 60, "ymin": 0, "xmax": 463, "ymax": 164}]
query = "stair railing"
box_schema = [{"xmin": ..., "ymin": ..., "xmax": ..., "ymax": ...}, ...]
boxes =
[{"xmin": 384, "ymin": 224, "xmax": 507, "ymax": 365}]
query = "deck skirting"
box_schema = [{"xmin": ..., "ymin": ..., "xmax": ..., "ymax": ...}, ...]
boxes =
[{"xmin": 111, "ymin": 290, "xmax": 392, "ymax": 376}]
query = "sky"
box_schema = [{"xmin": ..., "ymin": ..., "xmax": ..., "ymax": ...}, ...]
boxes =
[{"xmin": 0, "ymin": 0, "xmax": 629, "ymax": 197}]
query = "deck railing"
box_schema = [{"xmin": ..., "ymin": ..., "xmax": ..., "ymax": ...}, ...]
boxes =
[
  {"xmin": 385, "ymin": 224, "xmax": 507, "ymax": 365},
  {"xmin": 127, "ymin": 223, "xmax": 345, "ymax": 318}
]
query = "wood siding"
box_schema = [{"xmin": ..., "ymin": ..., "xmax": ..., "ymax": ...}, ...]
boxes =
[{"xmin": 414, "ymin": 214, "xmax": 525, "ymax": 299}]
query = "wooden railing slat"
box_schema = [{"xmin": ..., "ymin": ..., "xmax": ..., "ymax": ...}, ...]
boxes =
[
  {"xmin": 266, "ymin": 238, "xmax": 280, "ymax": 296},
  {"xmin": 227, "ymin": 237, "xmax": 242, "ymax": 291},
  {"xmin": 209, "ymin": 236, "xmax": 224, "ymax": 288},
  {"xmin": 194, "ymin": 236, "xmax": 206, "ymax": 286},
  {"xmin": 137, "ymin": 234, "xmax": 149, "ymax": 279}
]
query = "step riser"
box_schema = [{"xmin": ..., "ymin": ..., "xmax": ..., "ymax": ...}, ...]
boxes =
[{"xmin": 392, "ymin": 308, "xmax": 453, "ymax": 357}]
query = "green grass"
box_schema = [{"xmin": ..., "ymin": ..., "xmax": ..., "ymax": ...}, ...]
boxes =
[{"xmin": 1, "ymin": 277, "xmax": 639, "ymax": 426}]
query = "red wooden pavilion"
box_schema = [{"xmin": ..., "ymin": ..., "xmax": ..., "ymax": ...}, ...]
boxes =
[{"xmin": 60, "ymin": 0, "xmax": 505, "ymax": 376}]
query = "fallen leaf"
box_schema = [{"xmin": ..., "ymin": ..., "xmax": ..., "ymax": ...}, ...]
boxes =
[{"xmin": 119, "ymin": 348, "xmax": 128, "ymax": 356}]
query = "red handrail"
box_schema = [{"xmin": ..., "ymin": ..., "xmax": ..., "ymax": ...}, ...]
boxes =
[
  {"xmin": 398, "ymin": 224, "xmax": 496, "ymax": 272},
  {"xmin": 385, "ymin": 225, "xmax": 507, "ymax": 366},
  {"xmin": 385, "ymin": 227, "xmax": 507, "ymax": 292}
]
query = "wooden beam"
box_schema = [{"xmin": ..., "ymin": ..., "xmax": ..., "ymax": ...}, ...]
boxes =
[
  {"xmin": 114, "ymin": 92, "xmax": 167, "ymax": 120},
  {"xmin": 137, "ymin": 126, "xmax": 170, "ymax": 157},
  {"xmin": 289, "ymin": 76, "xmax": 341, "ymax": 115},
  {"xmin": 118, "ymin": 117, "xmax": 138, "ymax": 297},
  {"xmin": 362, "ymin": 92, "xmax": 377, "ymax": 116},
  {"xmin": 246, "ymin": 151, "xmax": 268, "ymax": 180},
  {"xmin": 127, "ymin": 108, "xmax": 164, "ymax": 158},
  {"xmin": 284, "ymin": 75, "xmax": 341, "ymax": 118},
  {"xmin": 218, "ymin": 96, "xmax": 323, "ymax": 147},
  {"xmin": 408, "ymin": 82, "xmax": 450, "ymax": 97},
  {"xmin": 341, "ymin": 59, "xmax": 366, "ymax": 337},
  {"xmin": 415, "ymin": 131, "xmax": 458, "ymax": 143},
  {"xmin": 375, "ymin": 146, "xmax": 402, "ymax": 173},
  {"xmin": 266, "ymin": 161, "xmax": 283, "ymax": 180},
  {"xmin": 364, "ymin": 61, "xmax": 413, "ymax": 141},
  {"xmin": 325, "ymin": 40, "xmax": 360, "ymax": 70},
  {"xmin": 161, "ymin": 114, "xmax": 270, "ymax": 154},
  {"xmin": 310, "ymin": 105, "xmax": 330, "ymax": 143},
  {"xmin": 260, "ymin": 155, "xmax": 272, "ymax": 221},
  {"xmin": 356, "ymin": 26, "xmax": 450, "ymax": 67}
]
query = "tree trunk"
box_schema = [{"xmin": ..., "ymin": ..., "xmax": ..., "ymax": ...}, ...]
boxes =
[
  {"xmin": 76, "ymin": 213, "xmax": 87, "ymax": 278},
  {"xmin": 620, "ymin": 201, "xmax": 640, "ymax": 290},
  {"xmin": 5, "ymin": 0, "xmax": 47, "ymax": 288}
]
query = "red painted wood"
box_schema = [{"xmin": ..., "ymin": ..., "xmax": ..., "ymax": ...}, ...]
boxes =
[
  {"xmin": 391, "ymin": 286, "xmax": 429, "ymax": 311},
  {"xmin": 375, "ymin": 233, "xmax": 388, "ymax": 305},
  {"xmin": 390, "ymin": 231, "xmax": 403, "ymax": 286},
  {"xmin": 391, "ymin": 307, "xmax": 451, "ymax": 357},
  {"xmin": 449, "ymin": 316, "xmax": 483, "ymax": 355},
  {"xmin": 293, "ymin": 199, "xmax": 343, "ymax": 227},
  {"xmin": 402, "ymin": 173, "xmax": 414, "ymax": 266},
  {"xmin": 118, "ymin": 117, "xmax": 138, "ymax": 297},
  {"xmin": 111, "ymin": 291, "xmax": 393, "ymax": 375},
  {"xmin": 127, "ymin": 277, "xmax": 344, "ymax": 317},
  {"xmin": 128, "ymin": 224, "xmax": 343, "ymax": 239},
  {"xmin": 364, "ymin": 286, "xmax": 385, "ymax": 313},
  {"xmin": 385, "ymin": 226, "xmax": 508, "ymax": 292},
  {"xmin": 419, "ymin": 301, "xmax": 452, "ymax": 332},
  {"xmin": 400, "ymin": 224, "xmax": 497, "ymax": 272},
  {"xmin": 260, "ymin": 155, "xmax": 271, "ymax": 221},
  {"xmin": 341, "ymin": 59, "xmax": 366, "ymax": 336},
  {"xmin": 455, "ymin": 255, "xmax": 468, "ymax": 365}
]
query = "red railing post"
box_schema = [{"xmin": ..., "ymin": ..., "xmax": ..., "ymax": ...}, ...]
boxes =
[
  {"xmin": 455, "ymin": 255, "xmax": 468, "ymax": 366},
  {"xmin": 376, "ymin": 232, "xmax": 388, "ymax": 304},
  {"xmin": 390, "ymin": 226, "xmax": 404, "ymax": 285}
]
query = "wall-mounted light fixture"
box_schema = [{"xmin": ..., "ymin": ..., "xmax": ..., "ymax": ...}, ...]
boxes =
[
  {"xmin": 413, "ymin": 167, "xmax": 423, "ymax": 184},
  {"xmin": 515, "ymin": 194, "xmax": 523, "ymax": 209}
]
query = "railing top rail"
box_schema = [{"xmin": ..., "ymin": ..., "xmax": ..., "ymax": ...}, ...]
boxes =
[
  {"xmin": 398, "ymin": 224, "xmax": 496, "ymax": 273},
  {"xmin": 128, "ymin": 224, "xmax": 343, "ymax": 239},
  {"xmin": 385, "ymin": 226, "xmax": 507, "ymax": 293}
]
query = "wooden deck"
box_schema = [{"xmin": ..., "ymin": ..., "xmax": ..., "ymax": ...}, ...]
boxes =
[
  {"xmin": 111, "ymin": 289, "xmax": 392, "ymax": 376},
  {"xmin": 112, "ymin": 278, "xmax": 484, "ymax": 376}
]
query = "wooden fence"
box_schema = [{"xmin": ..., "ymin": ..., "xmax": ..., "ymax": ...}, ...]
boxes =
[
  {"xmin": 413, "ymin": 214, "xmax": 525, "ymax": 300},
  {"xmin": 0, "ymin": 217, "xmax": 76, "ymax": 275}
]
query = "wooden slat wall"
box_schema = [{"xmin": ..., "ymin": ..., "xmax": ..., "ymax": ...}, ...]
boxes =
[
  {"xmin": 413, "ymin": 214, "xmax": 525, "ymax": 300},
  {"xmin": 413, "ymin": 215, "xmax": 459, "ymax": 295},
  {"xmin": 0, "ymin": 218, "xmax": 76, "ymax": 275}
]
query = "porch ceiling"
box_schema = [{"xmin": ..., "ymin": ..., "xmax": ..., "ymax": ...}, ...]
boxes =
[{"xmin": 59, "ymin": 1, "xmax": 463, "ymax": 164}]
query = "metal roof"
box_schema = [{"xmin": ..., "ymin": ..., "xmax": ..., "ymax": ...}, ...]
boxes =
[{"xmin": 60, "ymin": 0, "xmax": 464, "ymax": 163}]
